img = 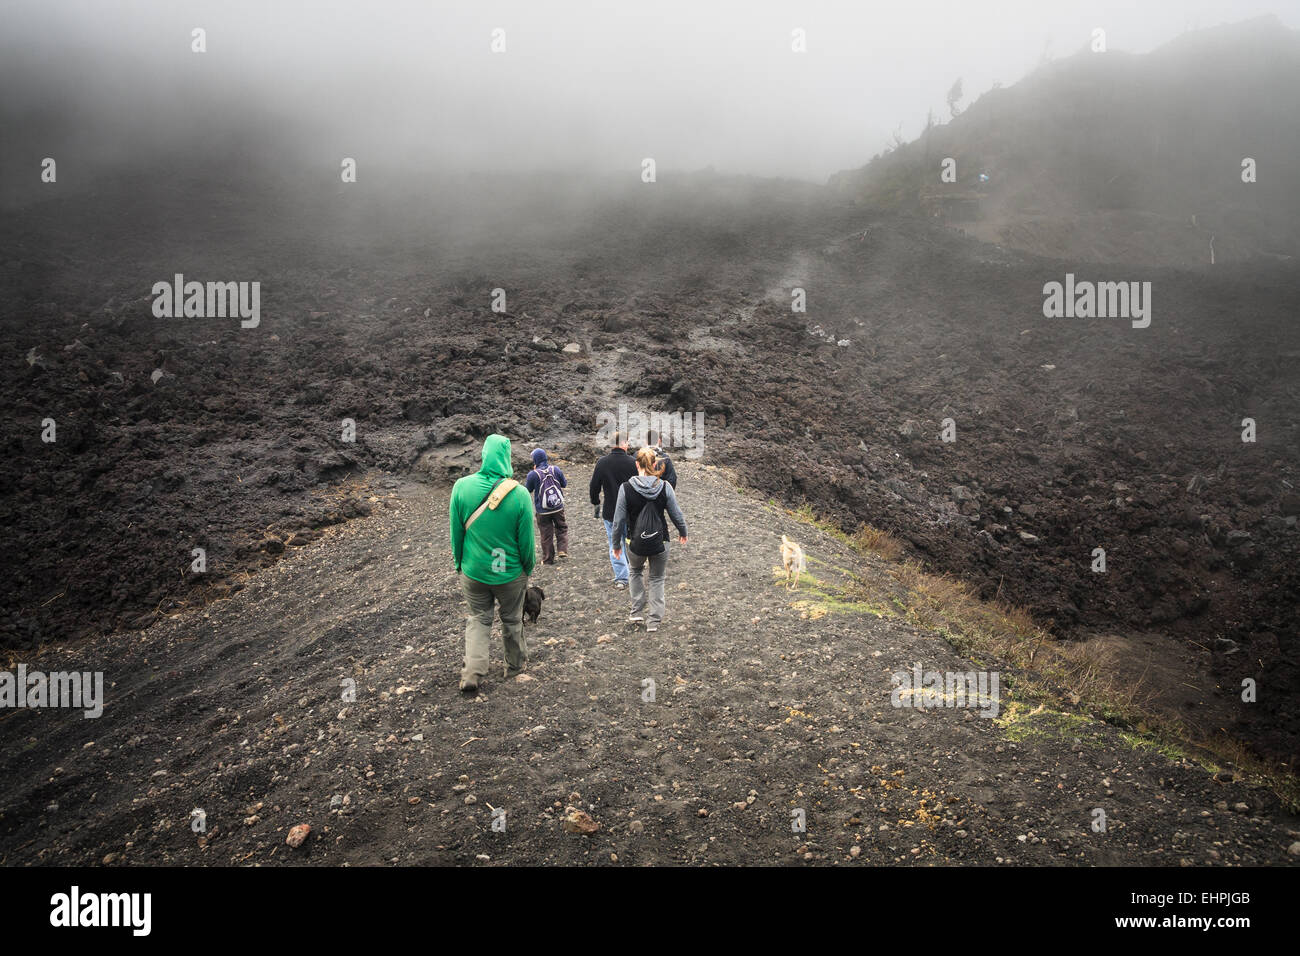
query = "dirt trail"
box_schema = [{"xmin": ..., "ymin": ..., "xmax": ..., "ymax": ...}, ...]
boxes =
[{"xmin": 1, "ymin": 461, "xmax": 1294, "ymax": 866}]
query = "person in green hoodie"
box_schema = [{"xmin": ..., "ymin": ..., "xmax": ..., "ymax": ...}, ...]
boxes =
[{"xmin": 449, "ymin": 434, "xmax": 536, "ymax": 692}]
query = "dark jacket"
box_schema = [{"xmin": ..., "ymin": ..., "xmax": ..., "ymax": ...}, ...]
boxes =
[
  {"xmin": 524, "ymin": 462, "xmax": 567, "ymax": 515},
  {"xmin": 651, "ymin": 446, "xmax": 678, "ymax": 489},
  {"xmin": 589, "ymin": 447, "xmax": 638, "ymax": 521},
  {"xmin": 612, "ymin": 475, "xmax": 687, "ymax": 556}
]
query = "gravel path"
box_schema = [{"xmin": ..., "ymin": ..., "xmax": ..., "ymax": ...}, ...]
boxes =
[{"xmin": 1, "ymin": 460, "xmax": 1296, "ymax": 866}]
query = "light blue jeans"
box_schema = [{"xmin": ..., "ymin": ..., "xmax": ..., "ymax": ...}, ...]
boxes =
[{"xmin": 604, "ymin": 519, "xmax": 629, "ymax": 583}]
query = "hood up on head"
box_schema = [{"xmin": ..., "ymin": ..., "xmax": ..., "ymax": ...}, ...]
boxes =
[{"xmin": 479, "ymin": 434, "xmax": 513, "ymax": 480}]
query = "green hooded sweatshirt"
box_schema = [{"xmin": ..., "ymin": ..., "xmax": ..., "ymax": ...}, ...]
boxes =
[{"xmin": 450, "ymin": 434, "xmax": 536, "ymax": 584}]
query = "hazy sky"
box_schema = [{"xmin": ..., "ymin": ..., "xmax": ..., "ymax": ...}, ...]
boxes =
[{"xmin": 2, "ymin": 0, "xmax": 1296, "ymax": 182}]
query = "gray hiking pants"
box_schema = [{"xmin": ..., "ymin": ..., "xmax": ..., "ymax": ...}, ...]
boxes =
[
  {"xmin": 459, "ymin": 571, "xmax": 528, "ymax": 682},
  {"xmin": 627, "ymin": 545, "xmax": 669, "ymax": 626}
]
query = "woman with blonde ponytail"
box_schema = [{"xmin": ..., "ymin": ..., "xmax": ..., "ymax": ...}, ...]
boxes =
[{"xmin": 611, "ymin": 448, "xmax": 688, "ymax": 632}]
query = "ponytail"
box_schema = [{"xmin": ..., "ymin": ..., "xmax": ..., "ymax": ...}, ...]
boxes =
[{"xmin": 635, "ymin": 446, "xmax": 665, "ymax": 478}]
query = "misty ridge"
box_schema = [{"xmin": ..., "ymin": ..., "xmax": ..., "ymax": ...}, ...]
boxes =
[
  {"xmin": 835, "ymin": 14, "xmax": 1300, "ymax": 266},
  {"xmin": 2, "ymin": 2, "xmax": 1296, "ymax": 243}
]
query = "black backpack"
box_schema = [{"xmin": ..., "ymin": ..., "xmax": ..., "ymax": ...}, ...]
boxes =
[{"xmin": 628, "ymin": 485, "xmax": 667, "ymax": 555}]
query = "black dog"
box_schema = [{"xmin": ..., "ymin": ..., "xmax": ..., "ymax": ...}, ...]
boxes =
[{"xmin": 523, "ymin": 586, "xmax": 545, "ymax": 624}]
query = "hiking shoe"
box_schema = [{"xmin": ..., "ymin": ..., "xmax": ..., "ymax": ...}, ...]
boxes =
[
  {"xmin": 646, "ymin": 624, "xmax": 658, "ymax": 633},
  {"xmin": 614, "ymin": 580, "xmax": 627, "ymax": 590},
  {"xmin": 505, "ymin": 666, "xmax": 526, "ymax": 679},
  {"xmin": 628, "ymin": 615, "xmax": 645, "ymax": 624},
  {"xmin": 557, "ymin": 551, "xmax": 568, "ymax": 559},
  {"xmin": 459, "ymin": 677, "xmax": 479, "ymax": 694}
]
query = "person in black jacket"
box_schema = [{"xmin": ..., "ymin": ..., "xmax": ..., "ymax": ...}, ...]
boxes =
[
  {"xmin": 646, "ymin": 430, "xmax": 677, "ymax": 489},
  {"xmin": 589, "ymin": 433, "xmax": 639, "ymax": 588}
]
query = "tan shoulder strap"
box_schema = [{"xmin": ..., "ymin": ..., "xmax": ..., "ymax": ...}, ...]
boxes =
[
  {"xmin": 464, "ymin": 479, "xmax": 519, "ymax": 532},
  {"xmin": 487, "ymin": 478, "xmax": 519, "ymax": 510}
]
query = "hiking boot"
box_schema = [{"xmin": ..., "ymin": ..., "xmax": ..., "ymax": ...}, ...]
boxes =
[
  {"xmin": 646, "ymin": 624, "xmax": 658, "ymax": 633},
  {"xmin": 459, "ymin": 677, "xmax": 479, "ymax": 694},
  {"xmin": 505, "ymin": 665, "xmax": 526, "ymax": 679},
  {"xmin": 614, "ymin": 580, "xmax": 627, "ymax": 590},
  {"xmin": 557, "ymin": 551, "xmax": 568, "ymax": 559},
  {"xmin": 629, "ymin": 615, "xmax": 645, "ymax": 624}
]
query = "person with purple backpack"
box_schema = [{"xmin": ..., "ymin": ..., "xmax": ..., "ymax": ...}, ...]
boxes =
[{"xmin": 525, "ymin": 448, "xmax": 569, "ymax": 565}]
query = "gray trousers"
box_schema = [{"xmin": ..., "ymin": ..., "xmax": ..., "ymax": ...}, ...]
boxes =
[
  {"xmin": 627, "ymin": 545, "xmax": 669, "ymax": 625},
  {"xmin": 459, "ymin": 571, "xmax": 528, "ymax": 681}
]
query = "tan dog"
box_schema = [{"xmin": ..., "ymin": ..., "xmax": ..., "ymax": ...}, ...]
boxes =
[{"xmin": 781, "ymin": 535, "xmax": 807, "ymax": 589}]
